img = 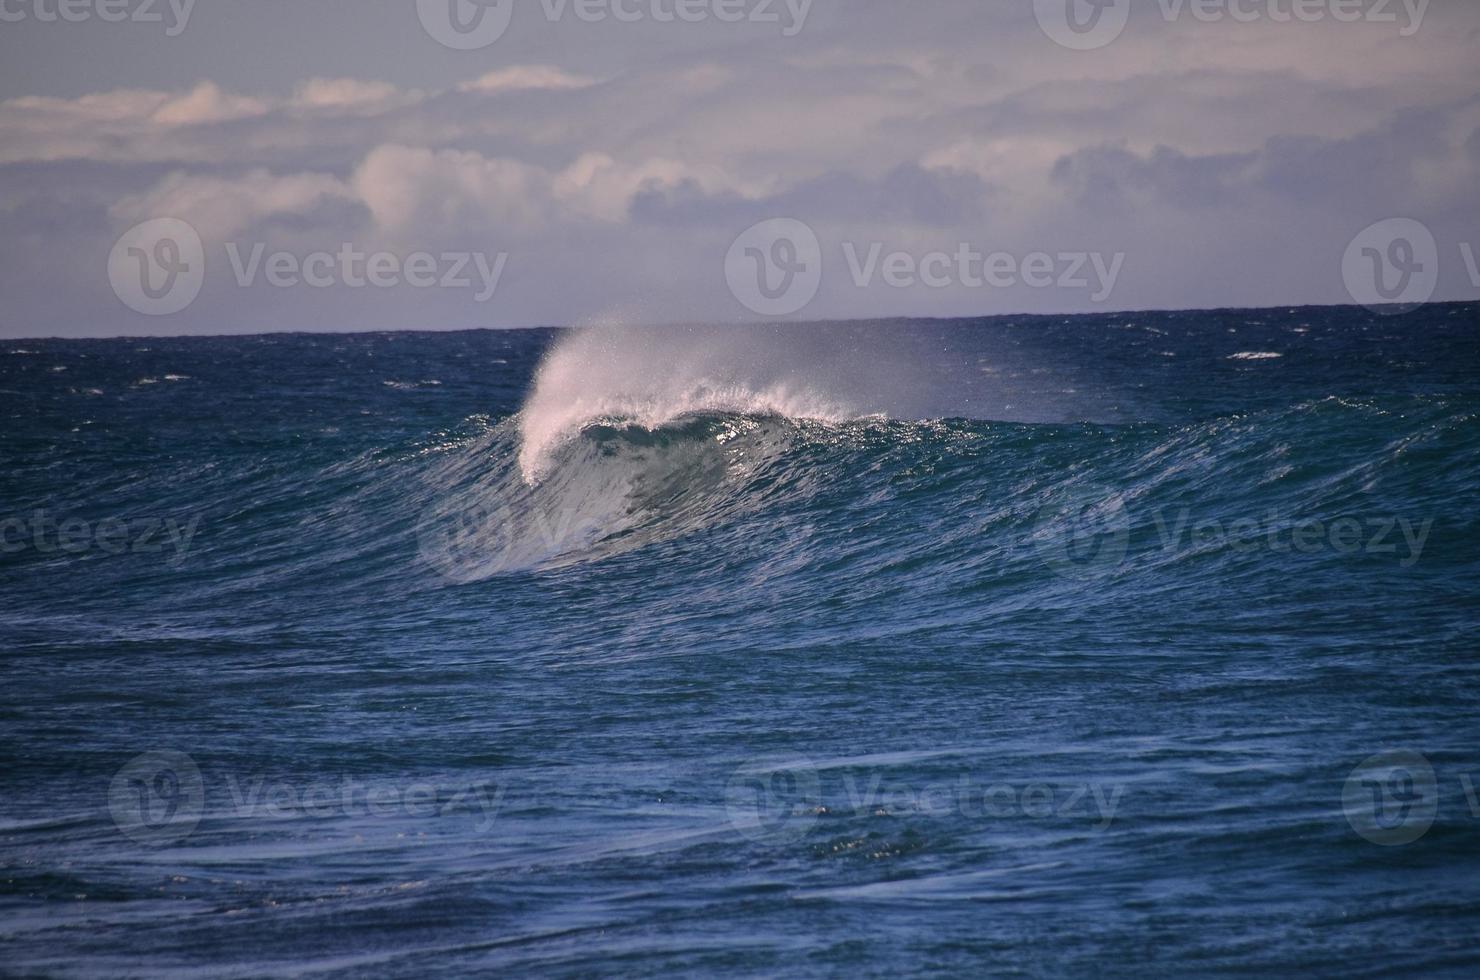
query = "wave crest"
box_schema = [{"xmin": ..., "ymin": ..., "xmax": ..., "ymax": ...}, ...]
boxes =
[{"xmin": 514, "ymin": 323, "xmax": 943, "ymax": 481}]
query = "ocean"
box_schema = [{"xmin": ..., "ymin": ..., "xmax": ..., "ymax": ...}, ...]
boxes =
[{"xmin": 3, "ymin": 304, "xmax": 1478, "ymax": 976}]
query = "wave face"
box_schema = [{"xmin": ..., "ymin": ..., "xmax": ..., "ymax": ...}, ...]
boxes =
[{"xmin": 4, "ymin": 306, "xmax": 1480, "ymax": 975}]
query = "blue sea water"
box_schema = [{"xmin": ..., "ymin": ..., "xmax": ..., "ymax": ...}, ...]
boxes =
[{"xmin": 2, "ymin": 305, "xmax": 1479, "ymax": 976}]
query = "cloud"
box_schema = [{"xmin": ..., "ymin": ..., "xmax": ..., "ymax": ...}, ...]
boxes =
[
  {"xmin": 3, "ymin": 0, "xmax": 1480, "ymax": 335},
  {"xmin": 457, "ymin": 66, "xmax": 599, "ymax": 94},
  {"xmin": 351, "ymin": 144, "xmax": 550, "ymax": 234},
  {"xmin": 630, "ymin": 163, "xmax": 990, "ymax": 228},
  {"xmin": 151, "ymin": 81, "xmax": 270, "ymax": 127},
  {"xmin": 1051, "ymin": 144, "xmax": 1258, "ymax": 211},
  {"xmin": 292, "ymin": 78, "xmax": 410, "ymax": 110},
  {"xmin": 1050, "ymin": 105, "xmax": 1480, "ymax": 218},
  {"xmin": 112, "ymin": 169, "xmax": 361, "ymax": 241},
  {"xmin": 349, "ymin": 143, "xmax": 761, "ymax": 235}
]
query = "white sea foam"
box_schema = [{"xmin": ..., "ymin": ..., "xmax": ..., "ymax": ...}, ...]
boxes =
[{"xmin": 516, "ymin": 324, "xmax": 871, "ymax": 482}]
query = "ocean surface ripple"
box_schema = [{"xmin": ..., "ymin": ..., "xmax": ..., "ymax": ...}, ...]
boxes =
[{"xmin": 3, "ymin": 306, "xmax": 1478, "ymax": 976}]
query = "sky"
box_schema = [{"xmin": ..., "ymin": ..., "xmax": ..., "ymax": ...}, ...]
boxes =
[{"xmin": 1, "ymin": 0, "xmax": 1478, "ymax": 337}]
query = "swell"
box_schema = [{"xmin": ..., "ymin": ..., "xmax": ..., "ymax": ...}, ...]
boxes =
[
  {"xmin": 9, "ymin": 382, "xmax": 1474, "ymax": 605},
  {"xmin": 403, "ymin": 391, "xmax": 1477, "ymax": 584}
]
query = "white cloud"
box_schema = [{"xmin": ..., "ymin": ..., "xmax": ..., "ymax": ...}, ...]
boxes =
[
  {"xmin": 350, "ymin": 144, "xmax": 761, "ymax": 234},
  {"xmin": 351, "ymin": 144, "xmax": 550, "ymax": 233},
  {"xmin": 457, "ymin": 65, "xmax": 599, "ymax": 94},
  {"xmin": 151, "ymin": 81, "xmax": 269, "ymax": 127},
  {"xmin": 292, "ymin": 78, "xmax": 410, "ymax": 110},
  {"xmin": 112, "ymin": 169, "xmax": 358, "ymax": 241}
]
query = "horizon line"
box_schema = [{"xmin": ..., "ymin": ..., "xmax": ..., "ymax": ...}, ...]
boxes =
[{"xmin": 4, "ymin": 299, "xmax": 1474, "ymax": 343}]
